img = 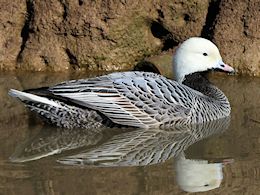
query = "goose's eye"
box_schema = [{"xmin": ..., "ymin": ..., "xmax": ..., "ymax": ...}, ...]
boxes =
[{"xmin": 203, "ymin": 53, "xmax": 208, "ymax": 56}]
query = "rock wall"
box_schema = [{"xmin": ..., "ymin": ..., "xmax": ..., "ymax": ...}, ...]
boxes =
[
  {"xmin": 0, "ymin": 0, "xmax": 26, "ymax": 70},
  {"xmin": 213, "ymin": 0, "xmax": 260, "ymax": 76},
  {"xmin": 0, "ymin": 0, "xmax": 259, "ymax": 76}
]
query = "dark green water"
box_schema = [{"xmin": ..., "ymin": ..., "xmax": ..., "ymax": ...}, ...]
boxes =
[{"xmin": 0, "ymin": 72, "xmax": 259, "ymax": 194}]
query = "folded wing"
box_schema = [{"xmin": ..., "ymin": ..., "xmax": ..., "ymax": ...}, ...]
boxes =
[{"xmin": 49, "ymin": 72, "xmax": 194, "ymax": 128}]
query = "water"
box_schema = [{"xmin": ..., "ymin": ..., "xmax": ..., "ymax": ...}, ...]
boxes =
[{"xmin": 0, "ymin": 71, "xmax": 259, "ymax": 194}]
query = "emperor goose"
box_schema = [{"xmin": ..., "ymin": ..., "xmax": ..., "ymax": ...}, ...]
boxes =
[{"xmin": 9, "ymin": 37, "xmax": 235, "ymax": 129}]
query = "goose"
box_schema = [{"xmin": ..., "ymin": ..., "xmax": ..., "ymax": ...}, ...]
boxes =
[{"xmin": 9, "ymin": 37, "xmax": 234, "ymax": 129}]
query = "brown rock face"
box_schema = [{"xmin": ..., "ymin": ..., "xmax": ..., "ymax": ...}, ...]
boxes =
[
  {"xmin": 213, "ymin": 0, "xmax": 260, "ymax": 76},
  {"xmin": 0, "ymin": 0, "xmax": 259, "ymax": 76},
  {"xmin": 0, "ymin": 0, "xmax": 209, "ymax": 72},
  {"xmin": 0, "ymin": 0, "xmax": 26, "ymax": 70},
  {"xmin": 15, "ymin": 0, "xmax": 164, "ymax": 71}
]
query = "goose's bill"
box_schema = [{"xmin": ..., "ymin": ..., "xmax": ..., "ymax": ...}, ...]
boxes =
[{"xmin": 213, "ymin": 61, "xmax": 235, "ymax": 74}]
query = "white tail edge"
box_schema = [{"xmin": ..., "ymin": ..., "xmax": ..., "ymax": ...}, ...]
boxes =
[{"xmin": 9, "ymin": 89, "xmax": 62, "ymax": 108}]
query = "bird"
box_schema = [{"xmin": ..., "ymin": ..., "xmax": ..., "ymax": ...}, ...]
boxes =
[{"xmin": 9, "ymin": 37, "xmax": 235, "ymax": 129}]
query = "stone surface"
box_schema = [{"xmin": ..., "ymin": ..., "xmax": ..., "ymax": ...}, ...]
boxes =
[
  {"xmin": 0, "ymin": 0, "xmax": 26, "ymax": 70},
  {"xmin": 15, "ymin": 0, "xmax": 164, "ymax": 71},
  {"xmin": 0, "ymin": 0, "xmax": 259, "ymax": 76},
  {"xmin": 213, "ymin": 0, "xmax": 260, "ymax": 76},
  {"xmin": 0, "ymin": 0, "xmax": 209, "ymax": 72}
]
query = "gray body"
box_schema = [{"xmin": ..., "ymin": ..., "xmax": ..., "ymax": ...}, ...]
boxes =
[{"xmin": 9, "ymin": 71, "xmax": 231, "ymax": 129}]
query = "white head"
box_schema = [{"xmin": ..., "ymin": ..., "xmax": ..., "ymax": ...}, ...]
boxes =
[{"xmin": 173, "ymin": 37, "xmax": 234, "ymax": 82}]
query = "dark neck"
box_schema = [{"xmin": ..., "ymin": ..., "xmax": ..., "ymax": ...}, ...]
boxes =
[
  {"xmin": 181, "ymin": 71, "xmax": 230, "ymax": 117},
  {"xmin": 182, "ymin": 71, "xmax": 212, "ymax": 95},
  {"xmin": 182, "ymin": 71, "xmax": 229, "ymax": 105}
]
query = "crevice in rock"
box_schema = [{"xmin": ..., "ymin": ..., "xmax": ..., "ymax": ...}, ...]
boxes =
[
  {"xmin": 40, "ymin": 55, "xmax": 50, "ymax": 66},
  {"xmin": 16, "ymin": 0, "xmax": 34, "ymax": 63},
  {"xmin": 134, "ymin": 61, "xmax": 160, "ymax": 74},
  {"xmin": 183, "ymin": 14, "xmax": 191, "ymax": 22},
  {"xmin": 59, "ymin": 0, "xmax": 69, "ymax": 20},
  {"xmin": 78, "ymin": 0, "xmax": 84, "ymax": 6},
  {"xmin": 150, "ymin": 21, "xmax": 178, "ymax": 51},
  {"xmin": 157, "ymin": 9, "xmax": 164, "ymax": 19},
  {"xmin": 65, "ymin": 49, "xmax": 80, "ymax": 69},
  {"xmin": 201, "ymin": 0, "xmax": 221, "ymax": 40},
  {"xmin": 241, "ymin": 2, "xmax": 260, "ymax": 39}
]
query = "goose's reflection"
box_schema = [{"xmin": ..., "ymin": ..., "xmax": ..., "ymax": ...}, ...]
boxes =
[
  {"xmin": 58, "ymin": 117, "xmax": 230, "ymax": 167},
  {"xmin": 10, "ymin": 117, "xmax": 231, "ymax": 193},
  {"xmin": 10, "ymin": 126, "xmax": 105, "ymax": 162}
]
